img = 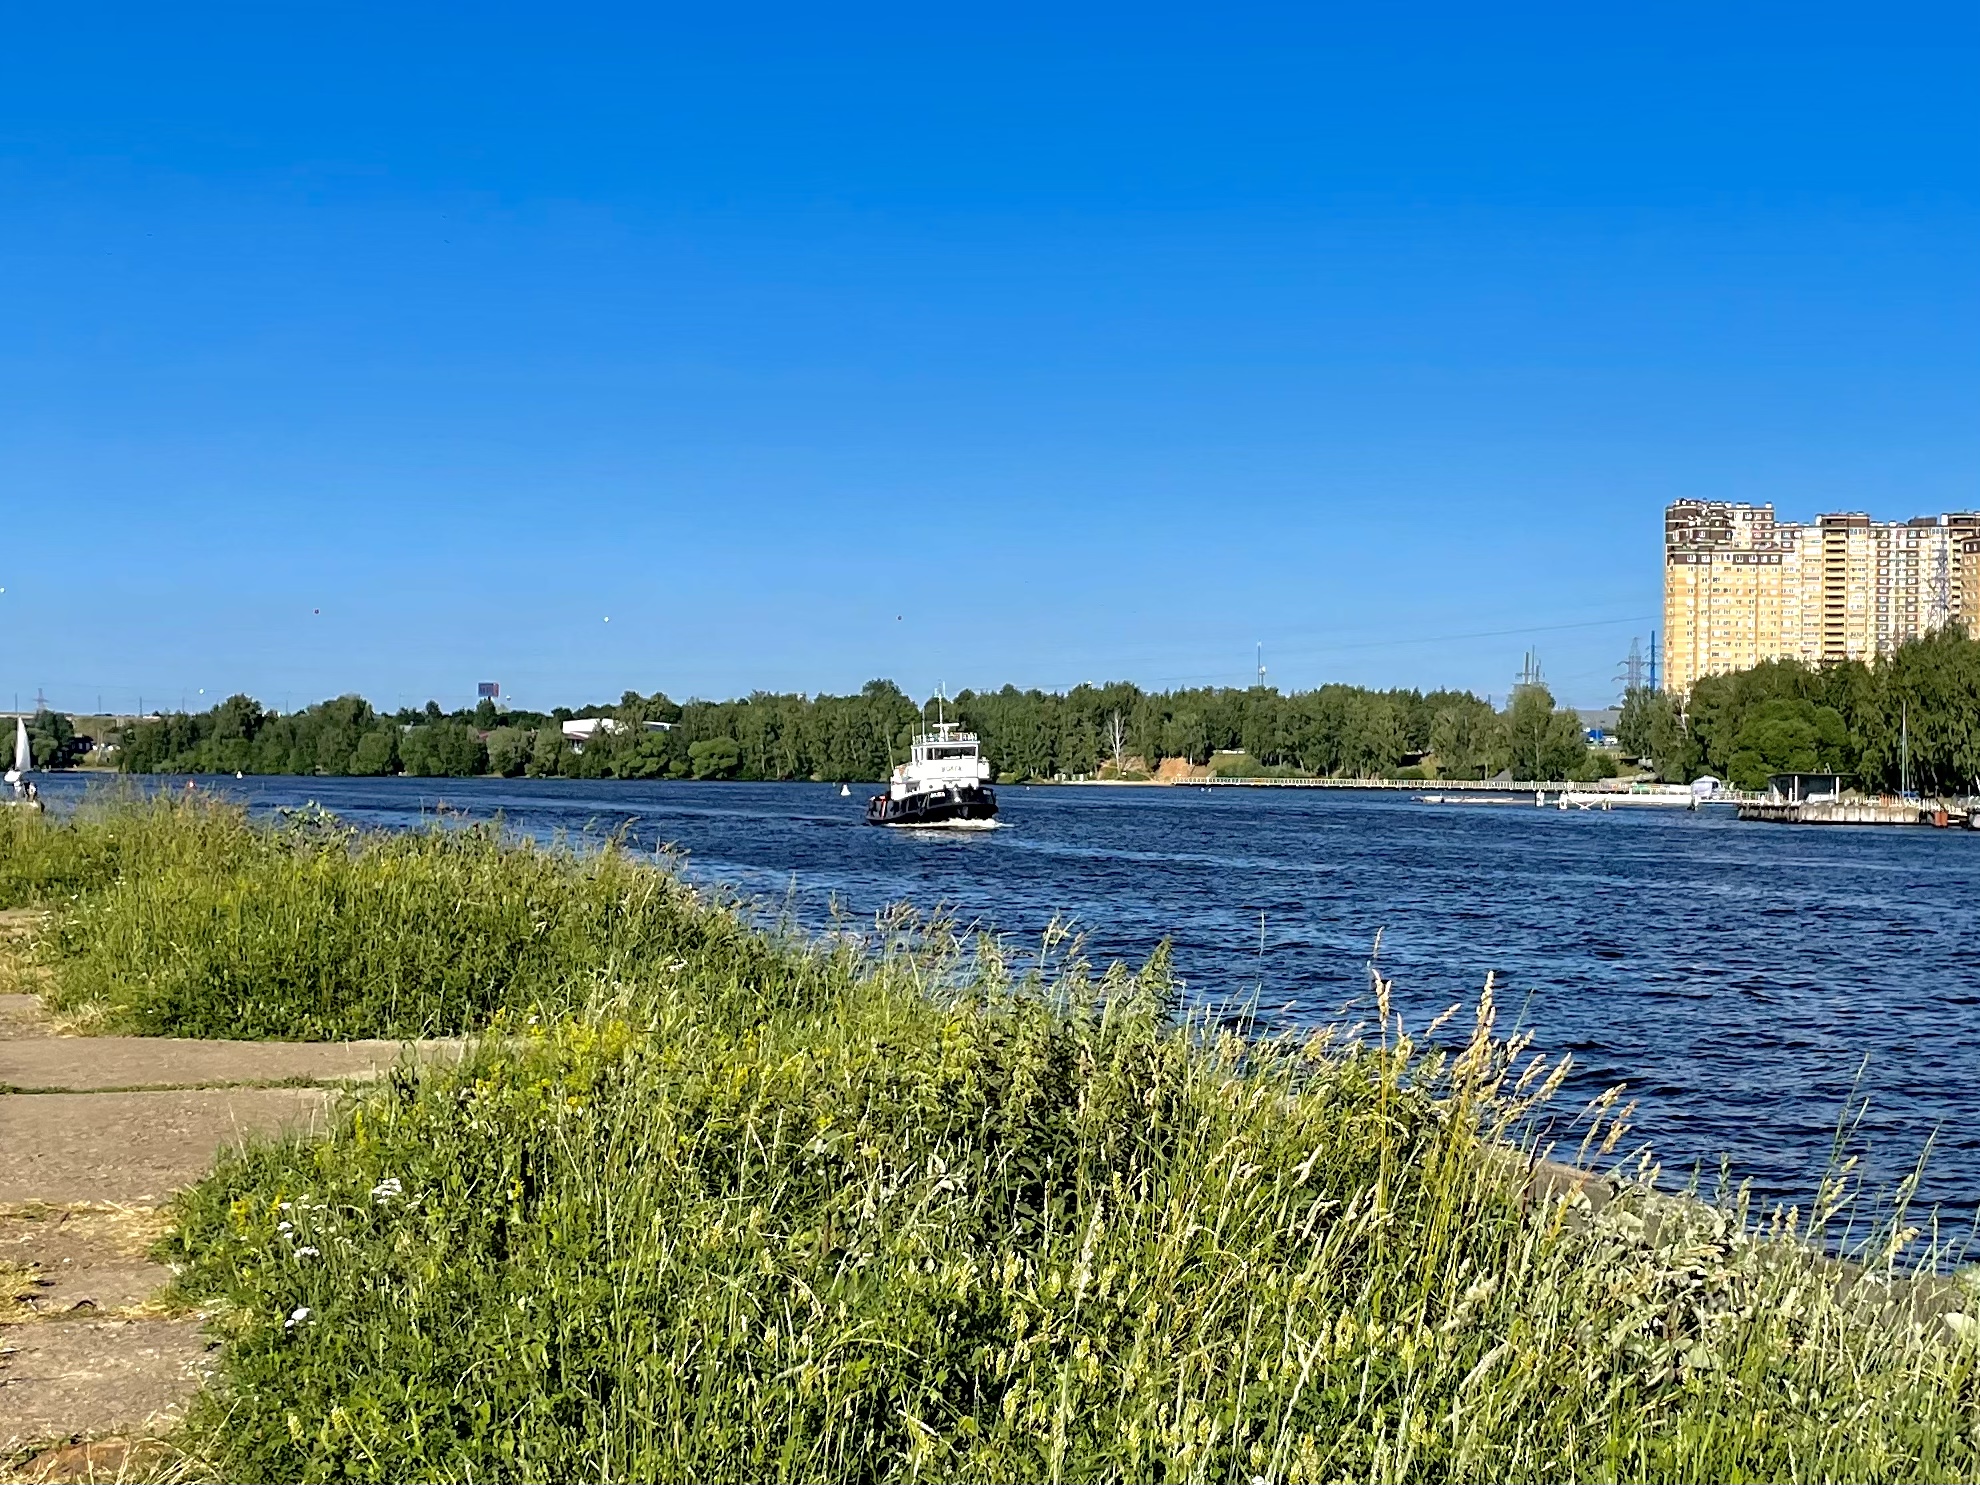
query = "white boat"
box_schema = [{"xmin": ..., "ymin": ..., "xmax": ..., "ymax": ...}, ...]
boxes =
[
  {"xmin": 1555, "ymin": 780, "xmax": 1717, "ymax": 811},
  {"xmin": 865, "ymin": 709, "xmax": 998, "ymax": 828},
  {"xmin": 4, "ymin": 716, "xmax": 42, "ymax": 810}
]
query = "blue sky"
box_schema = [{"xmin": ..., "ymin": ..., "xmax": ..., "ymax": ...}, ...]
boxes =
[{"xmin": 4, "ymin": 5, "xmax": 1977, "ymax": 714}]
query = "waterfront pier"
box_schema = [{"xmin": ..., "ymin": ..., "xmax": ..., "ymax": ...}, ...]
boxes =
[{"xmin": 1736, "ymin": 798, "xmax": 1964, "ymax": 827}]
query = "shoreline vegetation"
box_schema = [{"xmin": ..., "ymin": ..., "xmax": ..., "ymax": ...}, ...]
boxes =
[
  {"xmin": 4, "ymin": 799, "xmax": 1979, "ymax": 1480},
  {"xmin": 58, "ymin": 678, "xmax": 1622, "ymax": 789},
  {"xmin": 30, "ymin": 624, "xmax": 1980, "ymax": 795}
]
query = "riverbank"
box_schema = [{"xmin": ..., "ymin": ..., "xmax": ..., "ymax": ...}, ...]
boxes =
[{"xmin": 3, "ymin": 799, "xmax": 1977, "ymax": 1481}]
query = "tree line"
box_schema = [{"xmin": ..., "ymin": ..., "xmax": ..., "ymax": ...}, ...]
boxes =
[
  {"xmin": 53, "ymin": 627, "xmax": 1980, "ymax": 792},
  {"xmin": 1619, "ymin": 624, "xmax": 1980, "ymax": 795},
  {"xmin": 95, "ymin": 677, "xmax": 1621, "ymax": 783}
]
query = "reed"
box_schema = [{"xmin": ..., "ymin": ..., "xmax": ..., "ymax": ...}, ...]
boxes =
[{"xmin": 6, "ymin": 799, "xmax": 1976, "ymax": 1481}]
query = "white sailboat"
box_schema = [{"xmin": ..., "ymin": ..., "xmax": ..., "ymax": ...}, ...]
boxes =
[{"xmin": 4, "ymin": 716, "xmax": 41, "ymax": 809}]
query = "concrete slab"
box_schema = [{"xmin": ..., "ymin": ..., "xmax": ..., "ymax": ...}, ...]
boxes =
[
  {"xmin": 0, "ymin": 1036, "xmax": 468, "ymax": 1094},
  {"xmin": 0, "ymin": 999, "xmax": 46, "ymax": 1041},
  {"xmin": 2, "ymin": 1208, "xmax": 175, "ymax": 1320},
  {"xmin": 0, "ymin": 1318, "xmax": 211, "ymax": 1453},
  {"xmin": 0, "ymin": 1088, "xmax": 334, "ymax": 1206}
]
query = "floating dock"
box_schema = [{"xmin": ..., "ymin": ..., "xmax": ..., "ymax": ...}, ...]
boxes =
[{"xmin": 1735, "ymin": 799, "xmax": 1965, "ymax": 827}]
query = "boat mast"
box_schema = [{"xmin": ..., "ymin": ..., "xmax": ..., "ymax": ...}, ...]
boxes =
[{"xmin": 1901, "ymin": 699, "xmax": 1911, "ymax": 796}]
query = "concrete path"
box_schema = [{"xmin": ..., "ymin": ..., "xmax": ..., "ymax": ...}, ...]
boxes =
[
  {"xmin": 0, "ymin": 1034, "xmax": 468, "ymax": 1095},
  {"xmin": 0, "ymin": 912, "xmax": 465, "ymax": 1478},
  {"xmin": 4, "ymin": 1088, "xmax": 336, "ymax": 1207}
]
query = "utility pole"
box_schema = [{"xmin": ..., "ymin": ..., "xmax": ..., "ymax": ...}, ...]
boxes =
[{"xmin": 1648, "ymin": 631, "xmax": 1660, "ymax": 692}]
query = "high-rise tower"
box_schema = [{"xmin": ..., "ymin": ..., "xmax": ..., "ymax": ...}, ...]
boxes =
[{"xmin": 1662, "ymin": 501, "xmax": 1980, "ymax": 693}]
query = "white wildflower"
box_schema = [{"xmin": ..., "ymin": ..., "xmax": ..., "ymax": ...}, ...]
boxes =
[
  {"xmin": 285, "ymin": 1306, "xmax": 311, "ymax": 1329},
  {"xmin": 276, "ymin": 1220, "xmax": 294, "ymax": 1234},
  {"xmin": 294, "ymin": 1245, "xmax": 321, "ymax": 1260},
  {"xmin": 370, "ymin": 1177, "xmax": 404, "ymax": 1205}
]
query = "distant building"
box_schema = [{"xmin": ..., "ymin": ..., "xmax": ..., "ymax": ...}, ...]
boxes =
[
  {"xmin": 1663, "ymin": 502, "xmax": 1980, "ymax": 693},
  {"xmin": 561, "ymin": 717, "xmax": 673, "ymax": 750},
  {"xmin": 1576, "ymin": 707, "xmax": 1621, "ymax": 746}
]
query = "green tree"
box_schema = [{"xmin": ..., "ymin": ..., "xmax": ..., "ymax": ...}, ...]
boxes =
[
  {"xmin": 1498, "ymin": 685, "xmax": 1588, "ymax": 781},
  {"xmin": 1862, "ymin": 626, "xmax": 1980, "ymax": 794},
  {"xmin": 526, "ymin": 726, "xmax": 570, "ymax": 778},
  {"xmin": 1427, "ymin": 698, "xmax": 1497, "ymax": 779},
  {"xmin": 1721, "ymin": 698, "xmax": 1850, "ymax": 791},
  {"xmin": 432, "ymin": 723, "xmax": 489, "ymax": 777},
  {"xmin": 1616, "ymin": 686, "xmax": 1696, "ymax": 782},
  {"xmin": 398, "ymin": 727, "xmax": 440, "ymax": 777},
  {"xmin": 349, "ymin": 729, "xmax": 399, "ymax": 777},
  {"xmin": 485, "ymin": 728, "xmax": 534, "ymax": 778},
  {"xmin": 688, "ymin": 737, "xmax": 741, "ymax": 780},
  {"xmin": 24, "ymin": 711, "xmax": 84, "ymax": 769}
]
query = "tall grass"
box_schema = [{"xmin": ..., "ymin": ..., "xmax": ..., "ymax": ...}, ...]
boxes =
[
  {"xmin": 14, "ymin": 796, "xmax": 809, "ymax": 1039},
  {"xmin": 164, "ymin": 961, "xmax": 1980, "ymax": 1483},
  {"xmin": 7, "ymin": 800, "xmax": 1979, "ymax": 1479},
  {"xmin": 0, "ymin": 786, "xmax": 165, "ymax": 907}
]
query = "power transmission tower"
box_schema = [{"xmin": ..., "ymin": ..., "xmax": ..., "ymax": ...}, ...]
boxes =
[
  {"xmin": 1615, "ymin": 637, "xmax": 1645, "ymax": 698},
  {"xmin": 1513, "ymin": 650, "xmax": 1544, "ymax": 696}
]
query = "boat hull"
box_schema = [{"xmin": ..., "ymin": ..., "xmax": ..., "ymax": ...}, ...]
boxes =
[{"xmin": 865, "ymin": 784, "xmax": 998, "ymax": 828}]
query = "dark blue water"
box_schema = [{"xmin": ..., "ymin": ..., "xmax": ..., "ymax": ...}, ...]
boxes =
[{"xmin": 33, "ymin": 773, "xmax": 1980, "ymax": 1219}]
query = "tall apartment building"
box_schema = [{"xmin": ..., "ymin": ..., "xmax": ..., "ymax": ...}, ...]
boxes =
[{"xmin": 1663, "ymin": 501, "xmax": 1980, "ymax": 694}]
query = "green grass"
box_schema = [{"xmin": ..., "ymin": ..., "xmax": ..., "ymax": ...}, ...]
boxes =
[
  {"xmin": 6, "ymin": 799, "xmax": 1979, "ymax": 1481},
  {"xmin": 19, "ymin": 795, "xmax": 807, "ymax": 1040},
  {"xmin": 0, "ymin": 785, "xmax": 157, "ymax": 907}
]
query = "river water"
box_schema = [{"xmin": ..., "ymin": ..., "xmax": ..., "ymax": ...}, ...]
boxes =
[{"xmin": 32, "ymin": 773, "xmax": 1980, "ymax": 1221}]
